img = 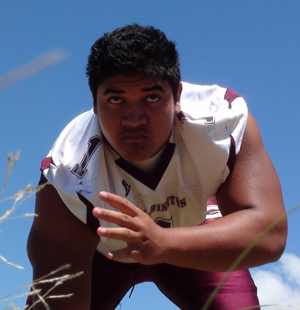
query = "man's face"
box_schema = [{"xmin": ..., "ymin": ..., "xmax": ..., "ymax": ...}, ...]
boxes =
[{"xmin": 94, "ymin": 74, "xmax": 181, "ymax": 162}]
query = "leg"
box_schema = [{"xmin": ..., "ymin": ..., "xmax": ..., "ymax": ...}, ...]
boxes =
[
  {"xmin": 155, "ymin": 265, "xmax": 260, "ymax": 310},
  {"xmin": 154, "ymin": 214, "xmax": 260, "ymax": 310},
  {"xmin": 90, "ymin": 251, "xmax": 136, "ymax": 310}
]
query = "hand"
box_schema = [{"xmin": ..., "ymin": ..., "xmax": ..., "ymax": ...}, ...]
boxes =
[{"xmin": 92, "ymin": 191, "xmax": 167, "ymax": 264}]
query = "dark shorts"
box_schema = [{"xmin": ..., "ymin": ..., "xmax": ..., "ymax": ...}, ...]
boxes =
[
  {"xmin": 91, "ymin": 218, "xmax": 260, "ymax": 310},
  {"xmin": 91, "ymin": 251, "xmax": 259, "ymax": 310},
  {"xmin": 27, "ymin": 254, "xmax": 259, "ymax": 310}
]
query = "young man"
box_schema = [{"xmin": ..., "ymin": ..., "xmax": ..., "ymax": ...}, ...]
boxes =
[{"xmin": 27, "ymin": 24, "xmax": 287, "ymax": 309}]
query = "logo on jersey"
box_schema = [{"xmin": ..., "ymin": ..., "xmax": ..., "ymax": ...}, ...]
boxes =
[
  {"xmin": 147, "ymin": 196, "xmax": 187, "ymax": 217},
  {"xmin": 155, "ymin": 216, "xmax": 174, "ymax": 228},
  {"xmin": 122, "ymin": 179, "xmax": 131, "ymax": 197}
]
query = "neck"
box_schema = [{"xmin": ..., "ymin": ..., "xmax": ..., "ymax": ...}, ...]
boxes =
[{"xmin": 128, "ymin": 147, "xmax": 166, "ymax": 173}]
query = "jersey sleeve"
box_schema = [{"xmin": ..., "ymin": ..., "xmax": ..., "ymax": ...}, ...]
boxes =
[
  {"xmin": 178, "ymin": 82, "xmax": 248, "ymax": 198},
  {"xmin": 39, "ymin": 109, "xmax": 102, "ymax": 224}
]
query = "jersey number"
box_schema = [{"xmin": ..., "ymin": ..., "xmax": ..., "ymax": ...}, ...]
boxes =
[{"xmin": 71, "ymin": 135, "xmax": 102, "ymax": 178}]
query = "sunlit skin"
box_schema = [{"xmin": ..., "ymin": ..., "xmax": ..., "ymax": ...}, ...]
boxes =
[
  {"xmin": 94, "ymin": 74, "xmax": 182, "ymax": 162},
  {"xmin": 92, "ymin": 74, "xmax": 287, "ymax": 267},
  {"xmin": 92, "ymin": 113, "xmax": 287, "ymax": 267},
  {"xmin": 27, "ymin": 75, "xmax": 287, "ymax": 310},
  {"xmin": 91, "ymin": 76, "xmax": 287, "ymax": 267}
]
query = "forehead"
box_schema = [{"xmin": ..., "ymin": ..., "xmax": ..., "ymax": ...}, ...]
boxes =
[{"xmin": 97, "ymin": 73, "xmax": 172, "ymax": 93}]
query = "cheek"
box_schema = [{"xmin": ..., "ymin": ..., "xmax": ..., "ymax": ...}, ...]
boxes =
[
  {"xmin": 98, "ymin": 116, "xmax": 117, "ymax": 137},
  {"xmin": 154, "ymin": 111, "xmax": 174, "ymax": 136}
]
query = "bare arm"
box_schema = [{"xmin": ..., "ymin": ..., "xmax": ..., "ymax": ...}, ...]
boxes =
[
  {"xmin": 93, "ymin": 113, "xmax": 287, "ymax": 271},
  {"xmin": 27, "ymin": 183, "xmax": 99, "ymax": 309}
]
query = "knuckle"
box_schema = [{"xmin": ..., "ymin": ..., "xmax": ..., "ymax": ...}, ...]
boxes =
[
  {"xmin": 121, "ymin": 214, "xmax": 130, "ymax": 223},
  {"xmin": 123, "ymin": 199, "xmax": 131, "ymax": 208},
  {"xmin": 124, "ymin": 229, "xmax": 132, "ymax": 239}
]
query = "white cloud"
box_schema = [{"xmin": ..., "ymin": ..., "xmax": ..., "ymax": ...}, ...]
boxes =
[{"xmin": 251, "ymin": 253, "xmax": 300, "ymax": 310}]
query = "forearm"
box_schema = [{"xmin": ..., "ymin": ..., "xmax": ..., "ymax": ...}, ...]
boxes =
[
  {"xmin": 28, "ymin": 184, "xmax": 99, "ymax": 310},
  {"xmin": 94, "ymin": 177, "xmax": 287, "ymax": 271},
  {"xmin": 157, "ymin": 208, "xmax": 287, "ymax": 272}
]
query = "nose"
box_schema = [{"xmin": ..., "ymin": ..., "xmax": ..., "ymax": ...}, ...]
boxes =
[{"xmin": 121, "ymin": 105, "xmax": 147, "ymax": 128}]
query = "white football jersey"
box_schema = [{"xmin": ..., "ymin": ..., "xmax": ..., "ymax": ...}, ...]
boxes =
[{"xmin": 40, "ymin": 82, "xmax": 248, "ymax": 260}]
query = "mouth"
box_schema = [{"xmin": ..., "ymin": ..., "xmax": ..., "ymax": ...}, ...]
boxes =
[
  {"xmin": 121, "ymin": 135, "xmax": 148, "ymax": 143},
  {"xmin": 120, "ymin": 131, "xmax": 149, "ymax": 143}
]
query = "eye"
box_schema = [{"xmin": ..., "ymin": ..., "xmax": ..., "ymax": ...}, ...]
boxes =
[
  {"xmin": 146, "ymin": 95, "xmax": 160, "ymax": 103},
  {"xmin": 109, "ymin": 97, "xmax": 123, "ymax": 104}
]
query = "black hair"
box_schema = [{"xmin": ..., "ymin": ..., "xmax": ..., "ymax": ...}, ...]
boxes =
[{"xmin": 86, "ymin": 24, "xmax": 181, "ymax": 106}]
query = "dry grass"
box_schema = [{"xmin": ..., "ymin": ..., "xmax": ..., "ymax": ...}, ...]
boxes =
[
  {"xmin": 0, "ymin": 49, "xmax": 79, "ymax": 310},
  {"xmin": 242, "ymin": 304, "xmax": 300, "ymax": 309},
  {"xmin": 0, "ymin": 153, "xmax": 83, "ymax": 310},
  {"xmin": 0, "ymin": 152, "xmax": 40, "ymax": 269},
  {"xmin": 0, "ymin": 264, "xmax": 83, "ymax": 310},
  {"xmin": 0, "ymin": 49, "xmax": 68, "ymax": 91}
]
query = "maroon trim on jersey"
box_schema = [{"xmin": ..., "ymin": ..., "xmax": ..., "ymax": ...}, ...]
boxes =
[
  {"xmin": 115, "ymin": 143, "xmax": 175, "ymax": 191},
  {"xmin": 40, "ymin": 156, "xmax": 55, "ymax": 171},
  {"xmin": 227, "ymin": 135, "xmax": 236, "ymax": 172},
  {"xmin": 224, "ymin": 89, "xmax": 241, "ymax": 109},
  {"xmin": 77, "ymin": 192, "xmax": 100, "ymax": 233},
  {"xmin": 207, "ymin": 196, "xmax": 217, "ymax": 206}
]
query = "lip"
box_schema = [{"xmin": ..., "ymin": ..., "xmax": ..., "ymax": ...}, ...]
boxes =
[
  {"xmin": 120, "ymin": 131, "xmax": 149, "ymax": 137},
  {"xmin": 121, "ymin": 135, "xmax": 148, "ymax": 143}
]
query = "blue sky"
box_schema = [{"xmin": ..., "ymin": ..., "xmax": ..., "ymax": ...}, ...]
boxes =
[{"xmin": 1, "ymin": 1, "xmax": 300, "ymax": 309}]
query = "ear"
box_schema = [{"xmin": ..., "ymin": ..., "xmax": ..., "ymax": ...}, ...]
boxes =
[
  {"xmin": 90, "ymin": 86, "xmax": 98, "ymax": 115},
  {"xmin": 175, "ymin": 83, "xmax": 182, "ymax": 114}
]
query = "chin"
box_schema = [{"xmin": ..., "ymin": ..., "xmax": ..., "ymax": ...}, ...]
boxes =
[
  {"xmin": 123, "ymin": 154, "xmax": 148, "ymax": 162},
  {"xmin": 120, "ymin": 150, "xmax": 150, "ymax": 162}
]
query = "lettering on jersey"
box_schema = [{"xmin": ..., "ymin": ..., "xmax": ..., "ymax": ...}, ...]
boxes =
[
  {"xmin": 155, "ymin": 216, "xmax": 174, "ymax": 228},
  {"xmin": 147, "ymin": 196, "xmax": 187, "ymax": 216},
  {"xmin": 71, "ymin": 135, "xmax": 102, "ymax": 179},
  {"xmin": 122, "ymin": 179, "xmax": 131, "ymax": 197},
  {"xmin": 177, "ymin": 111, "xmax": 215, "ymax": 124}
]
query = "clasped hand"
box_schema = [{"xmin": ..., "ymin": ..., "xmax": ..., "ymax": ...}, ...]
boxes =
[{"xmin": 92, "ymin": 191, "xmax": 166, "ymax": 264}]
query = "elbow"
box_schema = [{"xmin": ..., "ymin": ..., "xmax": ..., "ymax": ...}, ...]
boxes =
[
  {"xmin": 271, "ymin": 233, "xmax": 287, "ymax": 264},
  {"xmin": 262, "ymin": 216, "xmax": 288, "ymax": 264},
  {"xmin": 266, "ymin": 237, "xmax": 286, "ymax": 264}
]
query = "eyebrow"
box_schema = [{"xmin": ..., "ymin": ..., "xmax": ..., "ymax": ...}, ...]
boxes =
[
  {"xmin": 103, "ymin": 88, "xmax": 125, "ymax": 95},
  {"xmin": 103, "ymin": 84, "xmax": 165, "ymax": 95},
  {"xmin": 141, "ymin": 85, "xmax": 165, "ymax": 92}
]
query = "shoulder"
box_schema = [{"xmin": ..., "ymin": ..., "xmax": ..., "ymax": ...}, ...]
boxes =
[
  {"xmin": 46, "ymin": 109, "xmax": 103, "ymax": 171},
  {"xmin": 181, "ymin": 82, "xmax": 226, "ymax": 99},
  {"xmin": 179, "ymin": 82, "xmax": 248, "ymax": 134},
  {"xmin": 39, "ymin": 109, "xmax": 104, "ymax": 222},
  {"xmin": 180, "ymin": 82, "xmax": 246, "ymax": 117}
]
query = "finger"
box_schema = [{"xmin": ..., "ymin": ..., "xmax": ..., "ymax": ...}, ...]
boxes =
[
  {"xmin": 93, "ymin": 208, "xmax": 138, "ymax": 231},
  {"xmin": 106, "ymin": 247, "xmax": 140, "ymax": 262},
  {"xmin": 97, "ymin": 226, "xmax": 140, "ymax": 244},
  {"xmin": 99, "ymin": 191, "xmax": 138, "ymax": 217}
]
